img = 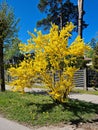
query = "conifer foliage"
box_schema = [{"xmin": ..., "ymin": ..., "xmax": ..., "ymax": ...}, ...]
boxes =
[{"xmin": 37, "ymin": 0, "xmax": 88, "ymax": 31}]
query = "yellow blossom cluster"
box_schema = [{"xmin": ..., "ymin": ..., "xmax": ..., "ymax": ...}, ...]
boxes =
[
  {"xmin": 69, "ymin": 36, "xmax": 90, "ymax": 56},
  {"xmin": 8, "ymin": 22, "xmax": 90, "ymax": 102},
  {"xmin": 8, "ymin": 57, "xmax": 36, "ymax": 93}
]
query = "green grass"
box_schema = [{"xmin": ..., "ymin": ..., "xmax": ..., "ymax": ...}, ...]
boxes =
[
  {"xmin": 0, "ymin": 91, "xmax": 98, "ymax": 126},
  {"xmin": 72, "ymin": 88, "xmax": 98, "ymax": 95}
]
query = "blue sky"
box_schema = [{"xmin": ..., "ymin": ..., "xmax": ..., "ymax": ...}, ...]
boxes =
[{"xmin": 1, "ymin": 0, "xmax": 98, "ymax": 44}]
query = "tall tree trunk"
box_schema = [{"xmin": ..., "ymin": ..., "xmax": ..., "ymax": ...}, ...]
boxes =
[
  {"xmin": 0, "ymin": 40, "xmax": 5, "ymax": 91},
  {"xmin": 58, "ymin": 0, "xmax": 63, "ymax": 30},
  {"xmin": 78, "ymin": 0, "xmax": 84, "ymax": 38}
]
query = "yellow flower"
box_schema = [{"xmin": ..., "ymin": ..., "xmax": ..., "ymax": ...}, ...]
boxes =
[{"xmin": 8, "ymin": 22, "xmax": 90, "ymax": 102}]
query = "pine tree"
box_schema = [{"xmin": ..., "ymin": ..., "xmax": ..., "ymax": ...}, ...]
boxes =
[{"xmin": 37, "ymin": 0, "xmax": 88, "ymax": 31}]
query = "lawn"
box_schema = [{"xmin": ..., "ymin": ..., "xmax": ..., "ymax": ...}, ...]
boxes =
[
  {"xmin": 0, "ymin": 91, "xmax": 98, "ymax": 127},
  {"xmin": 72, "ymin": 88, "xmax": 98, "ymax": 95}
]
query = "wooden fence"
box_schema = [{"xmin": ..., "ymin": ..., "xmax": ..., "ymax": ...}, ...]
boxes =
[
  {"xmin": 5, "ymin": 68, "xmax": 98, "ymax": 88},
  {"xmin": 74, "ymin": 69, "xmax": 87, "ymax": 89}
]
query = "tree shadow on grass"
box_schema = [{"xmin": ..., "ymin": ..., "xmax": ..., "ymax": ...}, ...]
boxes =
[
  {"xmin": 27, "ymin": 98, "xmax": 56, "ymax": 113},
  {"xmin": 63, "ymin": 99, "xmax": 98, "ymax": 125},
  {"xmin": 26, "ymin": 95, "xmax": 98, "ymax": 125}
]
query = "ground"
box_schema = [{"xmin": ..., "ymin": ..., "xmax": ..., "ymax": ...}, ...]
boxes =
[
  {"xmin": 32, "ymin": 120, "xmax": 98, "ymax": 130},
  {"xmin": 78, "ymin": 119, "xmax": 98, "ymax": 130}
]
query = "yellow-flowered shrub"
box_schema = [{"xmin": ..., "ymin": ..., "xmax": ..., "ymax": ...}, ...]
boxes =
[{"xmin": 8, "ymin": 22, "xmax": 90, "ymax": 102}]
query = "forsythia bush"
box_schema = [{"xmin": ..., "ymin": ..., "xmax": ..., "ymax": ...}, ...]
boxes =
[{"xmin": 8, "ymin": 22, "xmax": 90, "ymax": 102}]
